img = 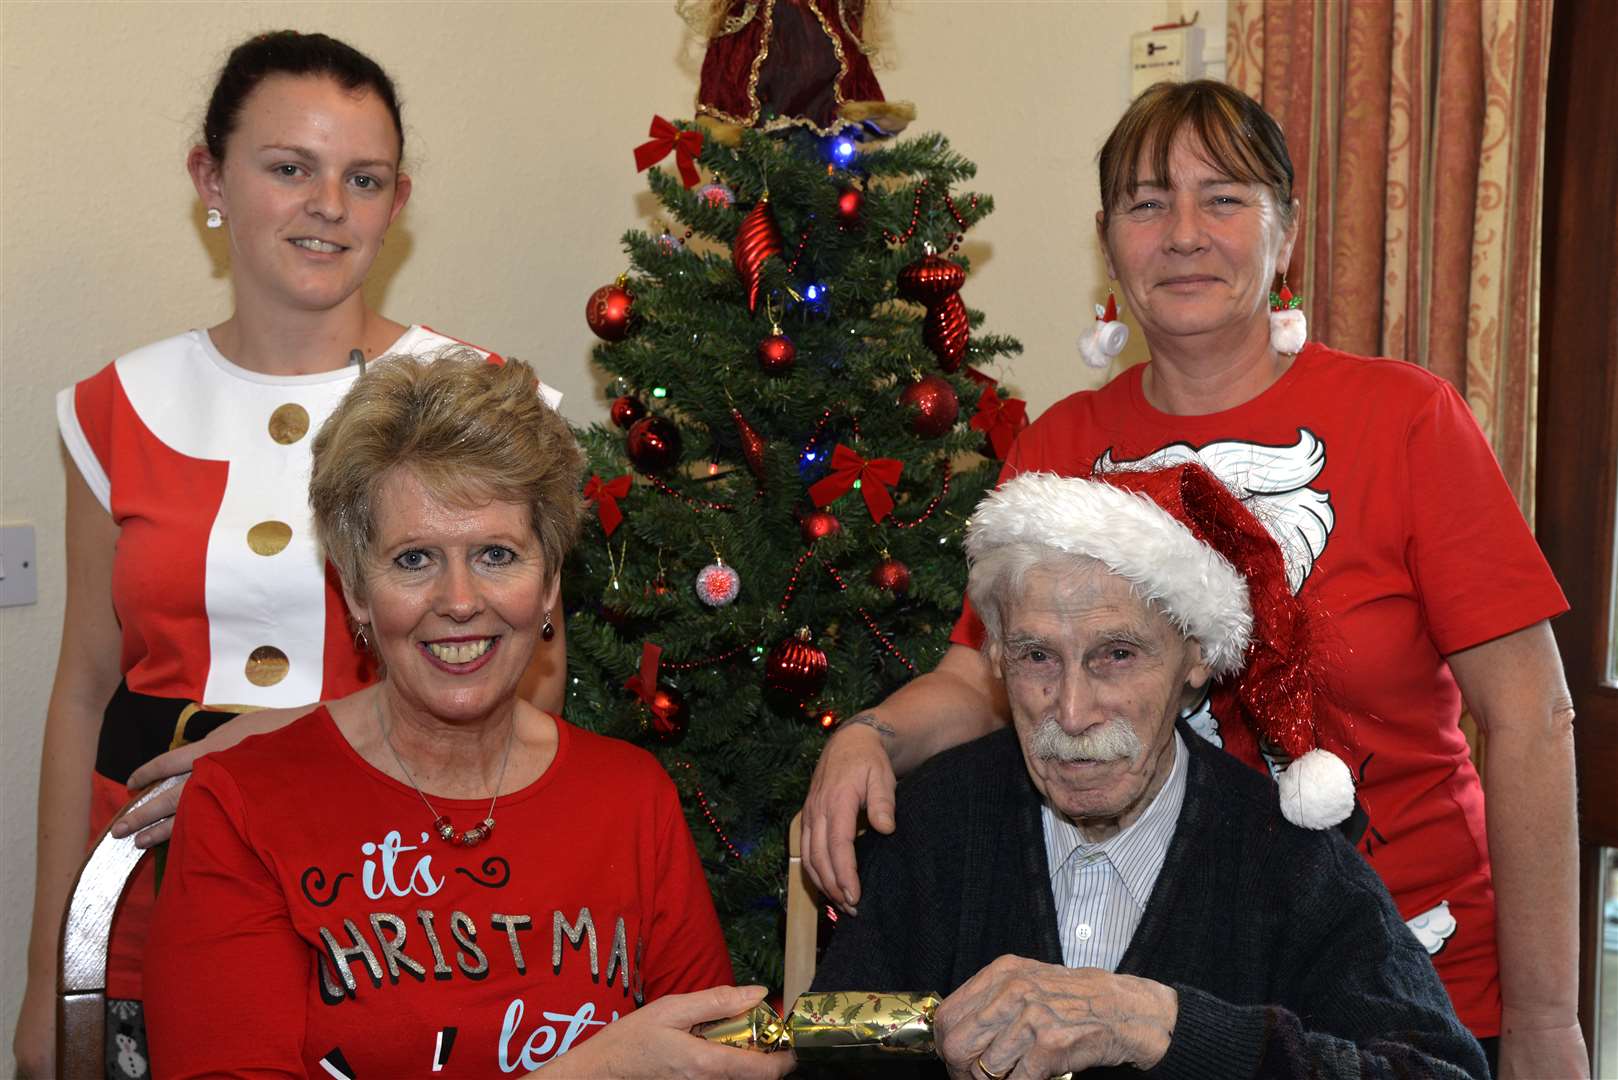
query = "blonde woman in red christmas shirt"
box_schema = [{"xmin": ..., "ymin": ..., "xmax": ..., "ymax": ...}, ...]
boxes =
[
  {"xmin": 799, "ymin": 81, "xmax": 1584, "ymax": 1079},
  {"xmin": 145, "ymin": 354, "xmax": 790, "ymax": 1079},
  {"xmin": 15, "ymin": 32, "xmax": 564, "ymax": 1078}
]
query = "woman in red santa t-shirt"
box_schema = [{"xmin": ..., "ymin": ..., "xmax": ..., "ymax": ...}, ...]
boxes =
[
  {"xmin": 15, "ymin": 31, "xmax": 563, "ymax": 1078},
  {"xmin": 798, "ymin": 80, "xmax": 1584, "ymax": 1079}
]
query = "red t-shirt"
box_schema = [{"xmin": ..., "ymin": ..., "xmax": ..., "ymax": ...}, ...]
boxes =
[
  {"xmin": 952, "ymin": 343, "xmax": 1566, "ymax": 1036},
  {"xmin": 145, "ymin": 709, "xmax": 731, "ymax": 1078}
]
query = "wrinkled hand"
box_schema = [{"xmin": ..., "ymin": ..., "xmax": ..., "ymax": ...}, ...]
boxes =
[
  {"xmin": 115, "ymin": 707, "xmax": 302, "ymax": 847},
  {"xmin": 12, "ymin": 978, "xmax": 55, "ymax": 1080},
  {"xmin": 535, "ymin": 985, "xmax": 795, "ymax": 1079},
  {"xmin": 799, "ymin": 718, "xmax": 896, "ymax": 913},
  {"xmin": 935, "ymin": 955, "xmax": 1176, "ymax": 1080},
  {"xmin": 1497, "ymin": 1015, "xmax": 1588, "ymax": 1080}
]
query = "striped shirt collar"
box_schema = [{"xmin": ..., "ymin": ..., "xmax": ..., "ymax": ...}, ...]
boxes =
[{"xmin": 1039, "ymin": 729, "xmax": 1188, "ymax": 910}]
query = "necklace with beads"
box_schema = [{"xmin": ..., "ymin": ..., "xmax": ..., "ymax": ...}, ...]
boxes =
[{"xmin": 374, "ymin": 697, "xmax": 515, "ymax": 847}]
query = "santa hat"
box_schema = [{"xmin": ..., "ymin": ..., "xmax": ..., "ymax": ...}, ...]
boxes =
[{"xmin": 965, "ymin": 465, "xmax": 1355, "ymax": 830}]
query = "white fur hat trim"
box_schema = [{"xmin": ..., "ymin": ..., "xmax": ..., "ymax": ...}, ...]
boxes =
[
  {"xmin": 1276, "ymin": 748, "xmax": 1356, "ymax": 829},
  {"xmin": 966, "ymin": 472, "xmax": 1252, "ymax": 675}
]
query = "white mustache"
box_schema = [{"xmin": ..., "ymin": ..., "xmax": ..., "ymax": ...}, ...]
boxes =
[{"xmin": 1029, "ymin": 716, "xmax": 1142, "ymax": 763}]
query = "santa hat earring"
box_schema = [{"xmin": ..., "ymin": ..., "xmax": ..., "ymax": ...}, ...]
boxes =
[
  {"xmin": 1269, "ymin": 277, "xmax": 1306, "ymax": 354},
  {"xmin": 1079, "ymin": 289, "xmax": 1130, "ymax": 369}
]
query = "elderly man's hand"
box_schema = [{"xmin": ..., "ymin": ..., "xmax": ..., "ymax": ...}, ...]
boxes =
[{"xmin": 935, "ymin": 955, "xmax": 1177, "ymax": 1080}]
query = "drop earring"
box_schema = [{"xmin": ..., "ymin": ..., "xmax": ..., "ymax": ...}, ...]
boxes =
[
  {"xmin": 541, "ymin": 611, "xmax": 555, "ymax": 642},
  {"xmin": 206, "ymin": 208, "xmax": 223, "ymax": 229},
  {"xmin": 1078, "ymin": 289, "xmax": 1129, "ymax": 369},
  {"xmin": 1269, "ymin": 277, "xmax": 1307, "ymax": 354}
]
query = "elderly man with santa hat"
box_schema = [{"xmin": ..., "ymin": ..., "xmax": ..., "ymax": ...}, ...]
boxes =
[{"xmin": 811, "ymin": 465, "xmax": 1488, "ymax": 1080}]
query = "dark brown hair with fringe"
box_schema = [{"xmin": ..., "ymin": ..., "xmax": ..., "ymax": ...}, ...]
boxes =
[{"xmin": 1098, "ymin": 80, "xmax": 1295, "ymax": 227}]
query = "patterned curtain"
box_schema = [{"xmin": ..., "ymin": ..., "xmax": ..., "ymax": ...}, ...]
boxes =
[{"xmin": 1227, "ymin": 0, "xmax": 1553, "ymax": 520}]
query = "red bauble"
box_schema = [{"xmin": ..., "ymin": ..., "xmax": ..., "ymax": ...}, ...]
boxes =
[
  {"xmin": 765, "ymin": 628, "xmax": 829, "ymax": 700},
  {"xmin": 625, "ymin": 415, "xmax": 682, "ymax": 474},
  {"xmin": 897, "ymin": 254, "xmax": 966, "ymax": 306},
  {"xmin": 898, "ymin": 375, "xmax": 959, "ymax": 438},
  {"xmin": 757, "ymin": 332, "xmax": 796, "ymax": 374},
  {"xmin": 733, "ymin": 196, "xmax": 782, "ymax": 313},
  {"xmin": 644, "ymin": 684, "xmax": 689, "ymax": 742},
  {"xmin": 610, "ymin": 395, "xmax": 647, "ymax": 430},
  {"xmin": 586, "ymin": 283, "xmax": 634, "ymax": 341},
  {"xmin": 800, "ymin": 510, "xmax": 842, "ymax": 543},
  {"xmin": 870, "ymin": 557, "xmax": 912, "ymax": 594},
  {"xmin": 923, "ymin": 293, "xmax": 970, "ymax": 371},
  {"xmin": 731, "ymin": 408, "xmax": 768, "ymax": 480},
  {"xmin": 836, "ymin": 188, "xmax": 863, "ymax": 225}
]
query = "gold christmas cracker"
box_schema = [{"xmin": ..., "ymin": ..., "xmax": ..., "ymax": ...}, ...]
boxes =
[{"xmin": 695, "ymin": 991, "xmax": 939, "ymax": 1057}]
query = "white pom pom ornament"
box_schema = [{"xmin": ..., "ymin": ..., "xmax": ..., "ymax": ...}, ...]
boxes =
[
  {"xmin": 695, "ymin": 559, "xmax": 741, "ymax": 607},
  {"xmin": 1275, "ymin": 748, "xmax": 1355, "ymax": 830},
  {"xmin": 1269, "ymin": 283, "xmax": 1307, "ymax": 355},
  {"xmin": 1079, "ymin": 293, "xmax": 1130, "ymax": 369}
]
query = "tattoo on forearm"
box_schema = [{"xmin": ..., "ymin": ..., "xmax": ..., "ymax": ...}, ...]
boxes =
[{"xmin": 838, "ymin": 711, "xmax": 898, "ymax": 740}]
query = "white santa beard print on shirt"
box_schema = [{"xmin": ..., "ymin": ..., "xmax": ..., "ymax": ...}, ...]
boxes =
[
  {"xmin": 1094, "ymin": 429, "xmax": 1337, "ymax": 754},
  {"xmin": 1095, "ymin": 433, "xmax": 1458, "ymax": 952}
]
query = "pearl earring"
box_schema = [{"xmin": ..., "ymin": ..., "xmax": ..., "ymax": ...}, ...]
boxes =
[{"xmin": 206, "ymin": 208, "xmax": 223, "ymax": 229}]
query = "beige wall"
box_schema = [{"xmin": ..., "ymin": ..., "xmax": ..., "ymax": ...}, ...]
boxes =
[{"xmin": 0, "ymin": 0, "xmax": 1218, "ymax": 1035}]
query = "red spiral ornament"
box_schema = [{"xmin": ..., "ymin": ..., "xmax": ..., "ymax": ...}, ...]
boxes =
[
  {"xmin": 923, "ymin": 293, "xmax": 970, "ymax": 371},
  {"xmin": 897, "ymin": 253, "xmax": 966, "ymax": 306},
  {"xmin": 732, "ymin": 196, "xmax": 782, "ymax": 313}
]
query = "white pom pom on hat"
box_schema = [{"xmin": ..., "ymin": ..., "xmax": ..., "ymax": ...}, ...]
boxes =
[{"xmin": 1276, "ymin": 748, "xmax": 1356, "ymax": 830}]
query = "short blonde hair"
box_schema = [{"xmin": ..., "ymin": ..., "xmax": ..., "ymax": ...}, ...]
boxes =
[{"xmin": 309, "ymin": 350, "xmax": 583, "ymax": 598}]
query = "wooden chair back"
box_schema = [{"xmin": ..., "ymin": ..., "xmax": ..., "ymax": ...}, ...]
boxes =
[
  {"xmin": 56, "ymin": 776, "xmax": 183, "ymax": 1080},
  {"xmin": 784, "ymin": 809, "xmax": 820, "ymax": 1005}
]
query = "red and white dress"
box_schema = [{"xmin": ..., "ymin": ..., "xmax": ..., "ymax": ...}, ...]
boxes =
[{"xmin": 56, "ymin": 325, "xmax": 560, "ymax": 1000}]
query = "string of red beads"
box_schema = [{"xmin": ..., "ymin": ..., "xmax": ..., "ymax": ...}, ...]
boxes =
[
  {"xmin": 671, "ymin": 761, "xmax": 744, "ymax": 860},
  {"xmin": 816, "ymin": 557, "xmax": 918, "ymax": 673},
  {"xmin": 662, "ymin": 641, "xmax": 757, "ymax": 672},
  {"xmin": 890, "ymin": 462, "xmax": 952, "ymax": 530},
  {"xmin": 646, "ymin": 475, "xmax": 735, "ymax": 512},
  {"xmin": 881, "ymin": 179, "xmax": 930, "ymax": 246},
  {"xmin": 777, "ymin": 548, "xmax": 817, "ymax": 613},
  {"xmin": 800, "ymin": 409, "xmax": 835, "ymax": 458},
  {"xmin": 785, "ymin": 225, "xmax": 815, "ymax": 274}
]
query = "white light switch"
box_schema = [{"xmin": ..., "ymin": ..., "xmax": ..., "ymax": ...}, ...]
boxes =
[{"xmin": 0, "ymin": 525, "xmax": 39, "ymax": 607}]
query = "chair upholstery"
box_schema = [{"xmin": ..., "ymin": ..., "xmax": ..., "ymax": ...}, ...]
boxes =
[{"xmin": 56, "ymin": 776, "xmax": 182, "ymax": 1080}]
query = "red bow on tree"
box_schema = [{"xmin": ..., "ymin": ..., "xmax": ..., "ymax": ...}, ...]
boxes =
[
  {"xmin": 808, "ymin": 444, "xmax": 904, "ymax": 523},
  {"xmin": 970, "ymin": 386, "xmax": 1029, "ymax": 460},
  {"xmin": 624, "ymin": 642, "xmax": 675, "ymax": 718},
  {"xmin": 633, "ymin": 116, "xmax": 704, "ymax": 189},
  {"xmin": 584, "ymin": 473, "xmax": 632, "ymax": 536}
]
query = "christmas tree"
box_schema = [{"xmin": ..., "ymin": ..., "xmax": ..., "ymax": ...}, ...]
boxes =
[{"xmin": 563, "ymin": 43, "xmax": 1024, "ymax": 988}]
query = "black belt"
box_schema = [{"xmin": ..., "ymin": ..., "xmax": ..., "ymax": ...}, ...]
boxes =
[{"xmin": 94, "ymin": 680, "xmax": 256, "ymax": 783}]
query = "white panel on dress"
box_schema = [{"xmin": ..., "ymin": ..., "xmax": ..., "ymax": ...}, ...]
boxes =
[{"xmin": 114, "ymin": 327, "xmax": 506, "ymax": 707}]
